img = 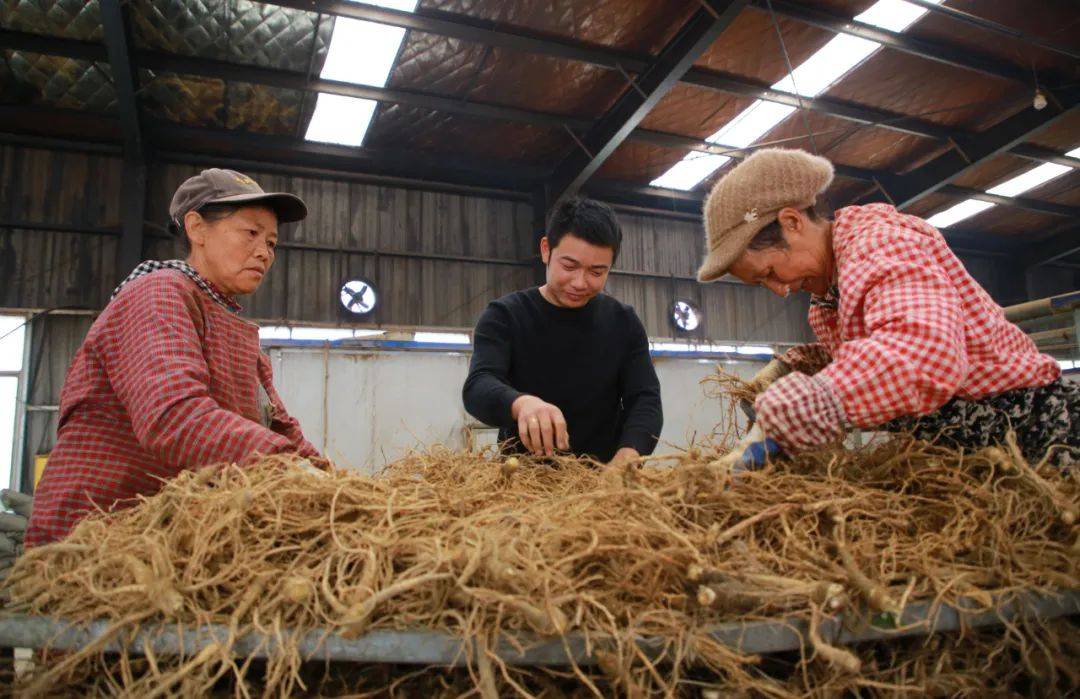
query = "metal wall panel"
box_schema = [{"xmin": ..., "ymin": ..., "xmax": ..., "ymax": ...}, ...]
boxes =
[
  {"xmin": 268, "ymin": 345, "xmax": 765, "ymax": 473},
  {"xmin": 0, "ymin": 228, "xmax": 118, "ymax": 310},
  {"xmin": 145, "ymin": 162, "xmax": 538, "ymax": 328},
  {"xmin": 0, "ymin": 145, "xmax": 122, "ymax": 227},
  {"xmin": 0, "ymin": 145, "xmax": 123, "ymax": 310},
  {"xmin": 612, "ymin": 211, "xmax": 815, "ymax": 343},
  {"xmin": 4, "ymin": 146, "xmax": 1037, "ymax": 344}
]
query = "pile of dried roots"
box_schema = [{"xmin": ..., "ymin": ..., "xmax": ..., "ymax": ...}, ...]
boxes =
[{"xmin": 2, "ymin": 398, "xmax": 1078, "ymax": 696}]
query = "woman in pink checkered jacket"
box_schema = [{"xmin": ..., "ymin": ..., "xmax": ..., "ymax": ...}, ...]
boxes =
[
  {"xmin": 698, "ymin": 149, "xmax": 1076, "ymax": 470},
  {"xmin": 26, "ymin": 169, "xmax": 321, "ymax": 546}
]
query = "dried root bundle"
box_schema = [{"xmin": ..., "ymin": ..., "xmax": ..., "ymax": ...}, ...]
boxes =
[{"xmin": 3, "ymin": 408, "xmax": 1077, "ymax": 696}]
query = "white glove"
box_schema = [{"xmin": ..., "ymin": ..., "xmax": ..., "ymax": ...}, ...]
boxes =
[{"xmin": 746, "ymin": 358, "xmax": 792, "ymax": 394}]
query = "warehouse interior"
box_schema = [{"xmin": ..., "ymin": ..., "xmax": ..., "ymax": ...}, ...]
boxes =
[{"xmin": 0, "ymin": 0, "xmax": 1078, "ymax": 694}]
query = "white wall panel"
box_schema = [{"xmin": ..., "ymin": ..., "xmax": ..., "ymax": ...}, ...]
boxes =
[{"xmin": 270, "ymin": 347, "xmax": 766, "ymax": 472}]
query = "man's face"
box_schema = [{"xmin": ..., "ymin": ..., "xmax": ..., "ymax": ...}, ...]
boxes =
[{"xmin": 540, "ymin": 233, "xmax": 614, "ymax": 308}]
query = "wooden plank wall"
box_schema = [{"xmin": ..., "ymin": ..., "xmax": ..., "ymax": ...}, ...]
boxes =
[
  {"xmin": 4, "ymin": 144, "xmax": 1047, "ymax": 346},
  {"xmin": 0, "ymin": 145, "xmax": 122, "ymax": 310},
  {"xmin": 144, "ymin": 162, "xmax": 538, "ymax": 329},
  {"xmin": 611, "ymin": 211, "xmax": 814, "ymax": 343}
]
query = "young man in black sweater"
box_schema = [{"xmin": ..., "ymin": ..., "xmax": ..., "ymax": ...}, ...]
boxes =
[{"xmin": 462, "ymin": 198, "xmax": 663, "ymax": 467}]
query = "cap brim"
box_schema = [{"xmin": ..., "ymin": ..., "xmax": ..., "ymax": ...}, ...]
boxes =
[
  {"xmin": 697, "ymin": 218, "xmax": 771, "ymax": 283},
  {"xmin": 696, "ymin": 248, "xmax": 739, "ymax": 283},
  {"xmin": 205, "ymin": 191, "xmax": 308, "ymax": 223}
]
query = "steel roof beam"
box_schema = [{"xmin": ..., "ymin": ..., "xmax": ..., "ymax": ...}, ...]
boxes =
[
  {"xmin": 146, "ymin": 120, "xmax": 547, "ymax": 191},
  {"xmin": 254, "ymin": 4, "xmax": 1069, "ymax": 164},
  {"xmin": 864, "ymin": 88, "xmax": 1080, "ymax": 209},
  {"xmin": 139, "ymin": 49, "xmax": 590, "ymax": 132},
  {"xmin": 1023, "ymin": 225, "xmax": 1080, "ymax": 268},
  {"xmin": 100, "ymin": 0, "xmax": 147, "ymax": 277},
  {"xmin": 2, "ymin": 99, "xmax": 1072, "ymax": 222},
  {"xmin": 1010, "ymin": 144, "xmax": 1080, "ymax": 169},
  {"xmin": 750, "ymin": 0, "xmax": 1058, "ymax": 87},
  {"xmin": 939, "ymin": 185, "xmax": 1080, "ymax": 219},
  {"xmin": 546, "ymin": 1, "xmax": 747, "ymax": 204},
  {"xmin": 901, "ymin": 0, "xmax": 1080, "ymax": 62},
  {"xmin": 267, "ymin": 0, "xmax": 641, "ymax": 70},
  {"xmin": 99, "ymin": 0, "xmax": 143, "ymax": 159},
  {"xmin": 3, "ymin": 27, "xmax": 1073, "ymax": 172}
]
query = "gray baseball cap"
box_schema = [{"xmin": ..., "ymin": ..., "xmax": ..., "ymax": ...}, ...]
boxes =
[{"xmin": 168, "ymin": 168, "xmax": 307, "ymax": 235}]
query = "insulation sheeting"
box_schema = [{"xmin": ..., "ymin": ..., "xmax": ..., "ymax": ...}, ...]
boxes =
[
  {"xmin": 0, "ymin": 0, "xmax": 104, "ymax": 41},
  {"xmin": 0, "ymin": 51, "xmax": 115, "ymax": 112},
  {"xmin": 130, "ymin": 0, "xmax": 331, "ymax": 73}
]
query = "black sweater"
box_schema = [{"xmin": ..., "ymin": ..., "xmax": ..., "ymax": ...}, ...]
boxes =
[{"xmin": 462, "ymin": 288, "xmax": 663, "ymax": 462}]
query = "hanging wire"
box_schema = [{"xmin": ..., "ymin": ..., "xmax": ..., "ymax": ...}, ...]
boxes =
[{"xmin": 763, "ymin": 0, "xmax": 822, "ymax": 157}]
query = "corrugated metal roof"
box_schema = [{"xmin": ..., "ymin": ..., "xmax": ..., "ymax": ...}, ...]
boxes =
[
  {"xmin": 1, "ymin": 51, "xmax": 115, "ymax": 111},
  {"xmin": 366, "ymin": 106, "xmax": 568, "ymax": 165},
  {"xmin": 131, "ymin": 0, "xmax": 330, "ymax": 73},
  {"xmin": 692, "ymin": 9, "xmax": 843, "ymax": 83},
  {"xmin": 419, "ymin": 0, "xmax": 698, "ymax": 53},
  {"xmin": 908, "ymin": 1, "xmax": 1079, "ymax": 82},
  {"xmin": 1, "ymin": 0, "xmax": 104, "ymax": 41},
  {"xmin": 0, "ymin": 0, "xmax": 1075, "ymax": 247}
]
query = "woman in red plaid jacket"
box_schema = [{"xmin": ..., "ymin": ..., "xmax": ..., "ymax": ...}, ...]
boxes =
[
  {"xmin": 25, "ymin": 169, "xmax": 321, "ymax": 546},
  {"xmin": 699, "ymin": 149, "xmax": 1077, "ymax": 470}
]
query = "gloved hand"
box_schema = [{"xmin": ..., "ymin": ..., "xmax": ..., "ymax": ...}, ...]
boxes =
[
  {"xmin": 0, "ymin": 489, "xmax": 32, "ymax": 587},
  {"xmin": 739, "ymin": 359, "xmax": 792, "ymax": 426},
  {"xmin": 714, "ymin": 425, "xmax": 782, "ymax": 473},
  {"xmin": 746, "ymin": 358, "xmax": 792, "ymax": 394}
]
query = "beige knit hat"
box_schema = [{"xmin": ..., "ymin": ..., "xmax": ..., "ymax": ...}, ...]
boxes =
[{"xmin": 697, "ymin": 148, "xmax": 834, "ymax": 282}]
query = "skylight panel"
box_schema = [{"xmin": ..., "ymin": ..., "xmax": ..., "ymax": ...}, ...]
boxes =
[
  {"xmin": 927, "ymin": 155, "xmax": 1076, "ymax": 228},
  {"xmin": 925, "ymin": 200, "xmax": 995, "ymax": 228},
  {"xmin": 650, "ymin": 0, "xmax": 942, "ymax": 190},
  {"xmin": 855, "ymin": 0, "xmax": 941, "ymax": 32},
  {"xmin": 319, "ymin": 18, "xmax": 409, "ymax": 87},
  {"xmin": 305, "ymin": 0, "xmax": 419, "ymax": 147},
  {"xmin": 651, "ymin": 153, "xmax": 732, "ymax": 190},
  {"xmin": 707, "ymin": 101, "xmax": 796, "ymax": 148},
  {"xmin": 771, "ymin": 34, "xmax": 878, "ymax": 98},
  {"xmin": 986, "ymin": 163, "xmax": 1071, "ymax": 197},
  {"xmin": 306, "ymin": 94, "xmax": 378, "ymax": 147}
]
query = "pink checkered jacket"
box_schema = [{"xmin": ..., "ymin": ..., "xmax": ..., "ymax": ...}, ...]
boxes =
[
  {"xmin": 26, "ymin": 269, "xmax": 317, "ymax": 545},
  {"xmin": 755, "ymin": 204, "xmax": 1059, "ymax": 452}
]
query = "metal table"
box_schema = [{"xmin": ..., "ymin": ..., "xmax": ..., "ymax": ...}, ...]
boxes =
[{"xmin": 0, "ymin": 589, "xmax": 1076, "ymax": 667}]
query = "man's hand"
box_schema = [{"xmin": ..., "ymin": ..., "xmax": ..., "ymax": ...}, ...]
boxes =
[
  {"xmin": 511, "ymin": 395, "xmax": 569, "ymax": 456},
  {"xmin": 607, "ymin": 447, "xmax": 640, "ymax": 469}
]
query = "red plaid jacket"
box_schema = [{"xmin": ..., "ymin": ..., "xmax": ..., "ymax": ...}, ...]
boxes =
[
  {"xmin": 26, "ymin": 270, "xmax": 317, "ymax": 546},
  {"xmin": 755, "ymin": 204, "xmax": 1059, "ymax": 451}
]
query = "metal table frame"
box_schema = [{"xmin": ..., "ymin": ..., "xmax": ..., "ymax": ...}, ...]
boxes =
[{"xmin": 0, "ymin": 590, "xmax": 1076, "ymax": 667}]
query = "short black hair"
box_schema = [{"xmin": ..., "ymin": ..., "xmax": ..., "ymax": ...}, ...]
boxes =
[{"xmin": 546, "ymin": 197, "xmax": 622, "ymax": 261}]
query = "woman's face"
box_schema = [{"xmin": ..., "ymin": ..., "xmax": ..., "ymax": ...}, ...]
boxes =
[
  {"xmin": 185, "ymin": 205, "xmax": 278, "ymax": 296},
  {"xmin": 728, "ymin": 208, "xmax": 834, "ymax": 297}
]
